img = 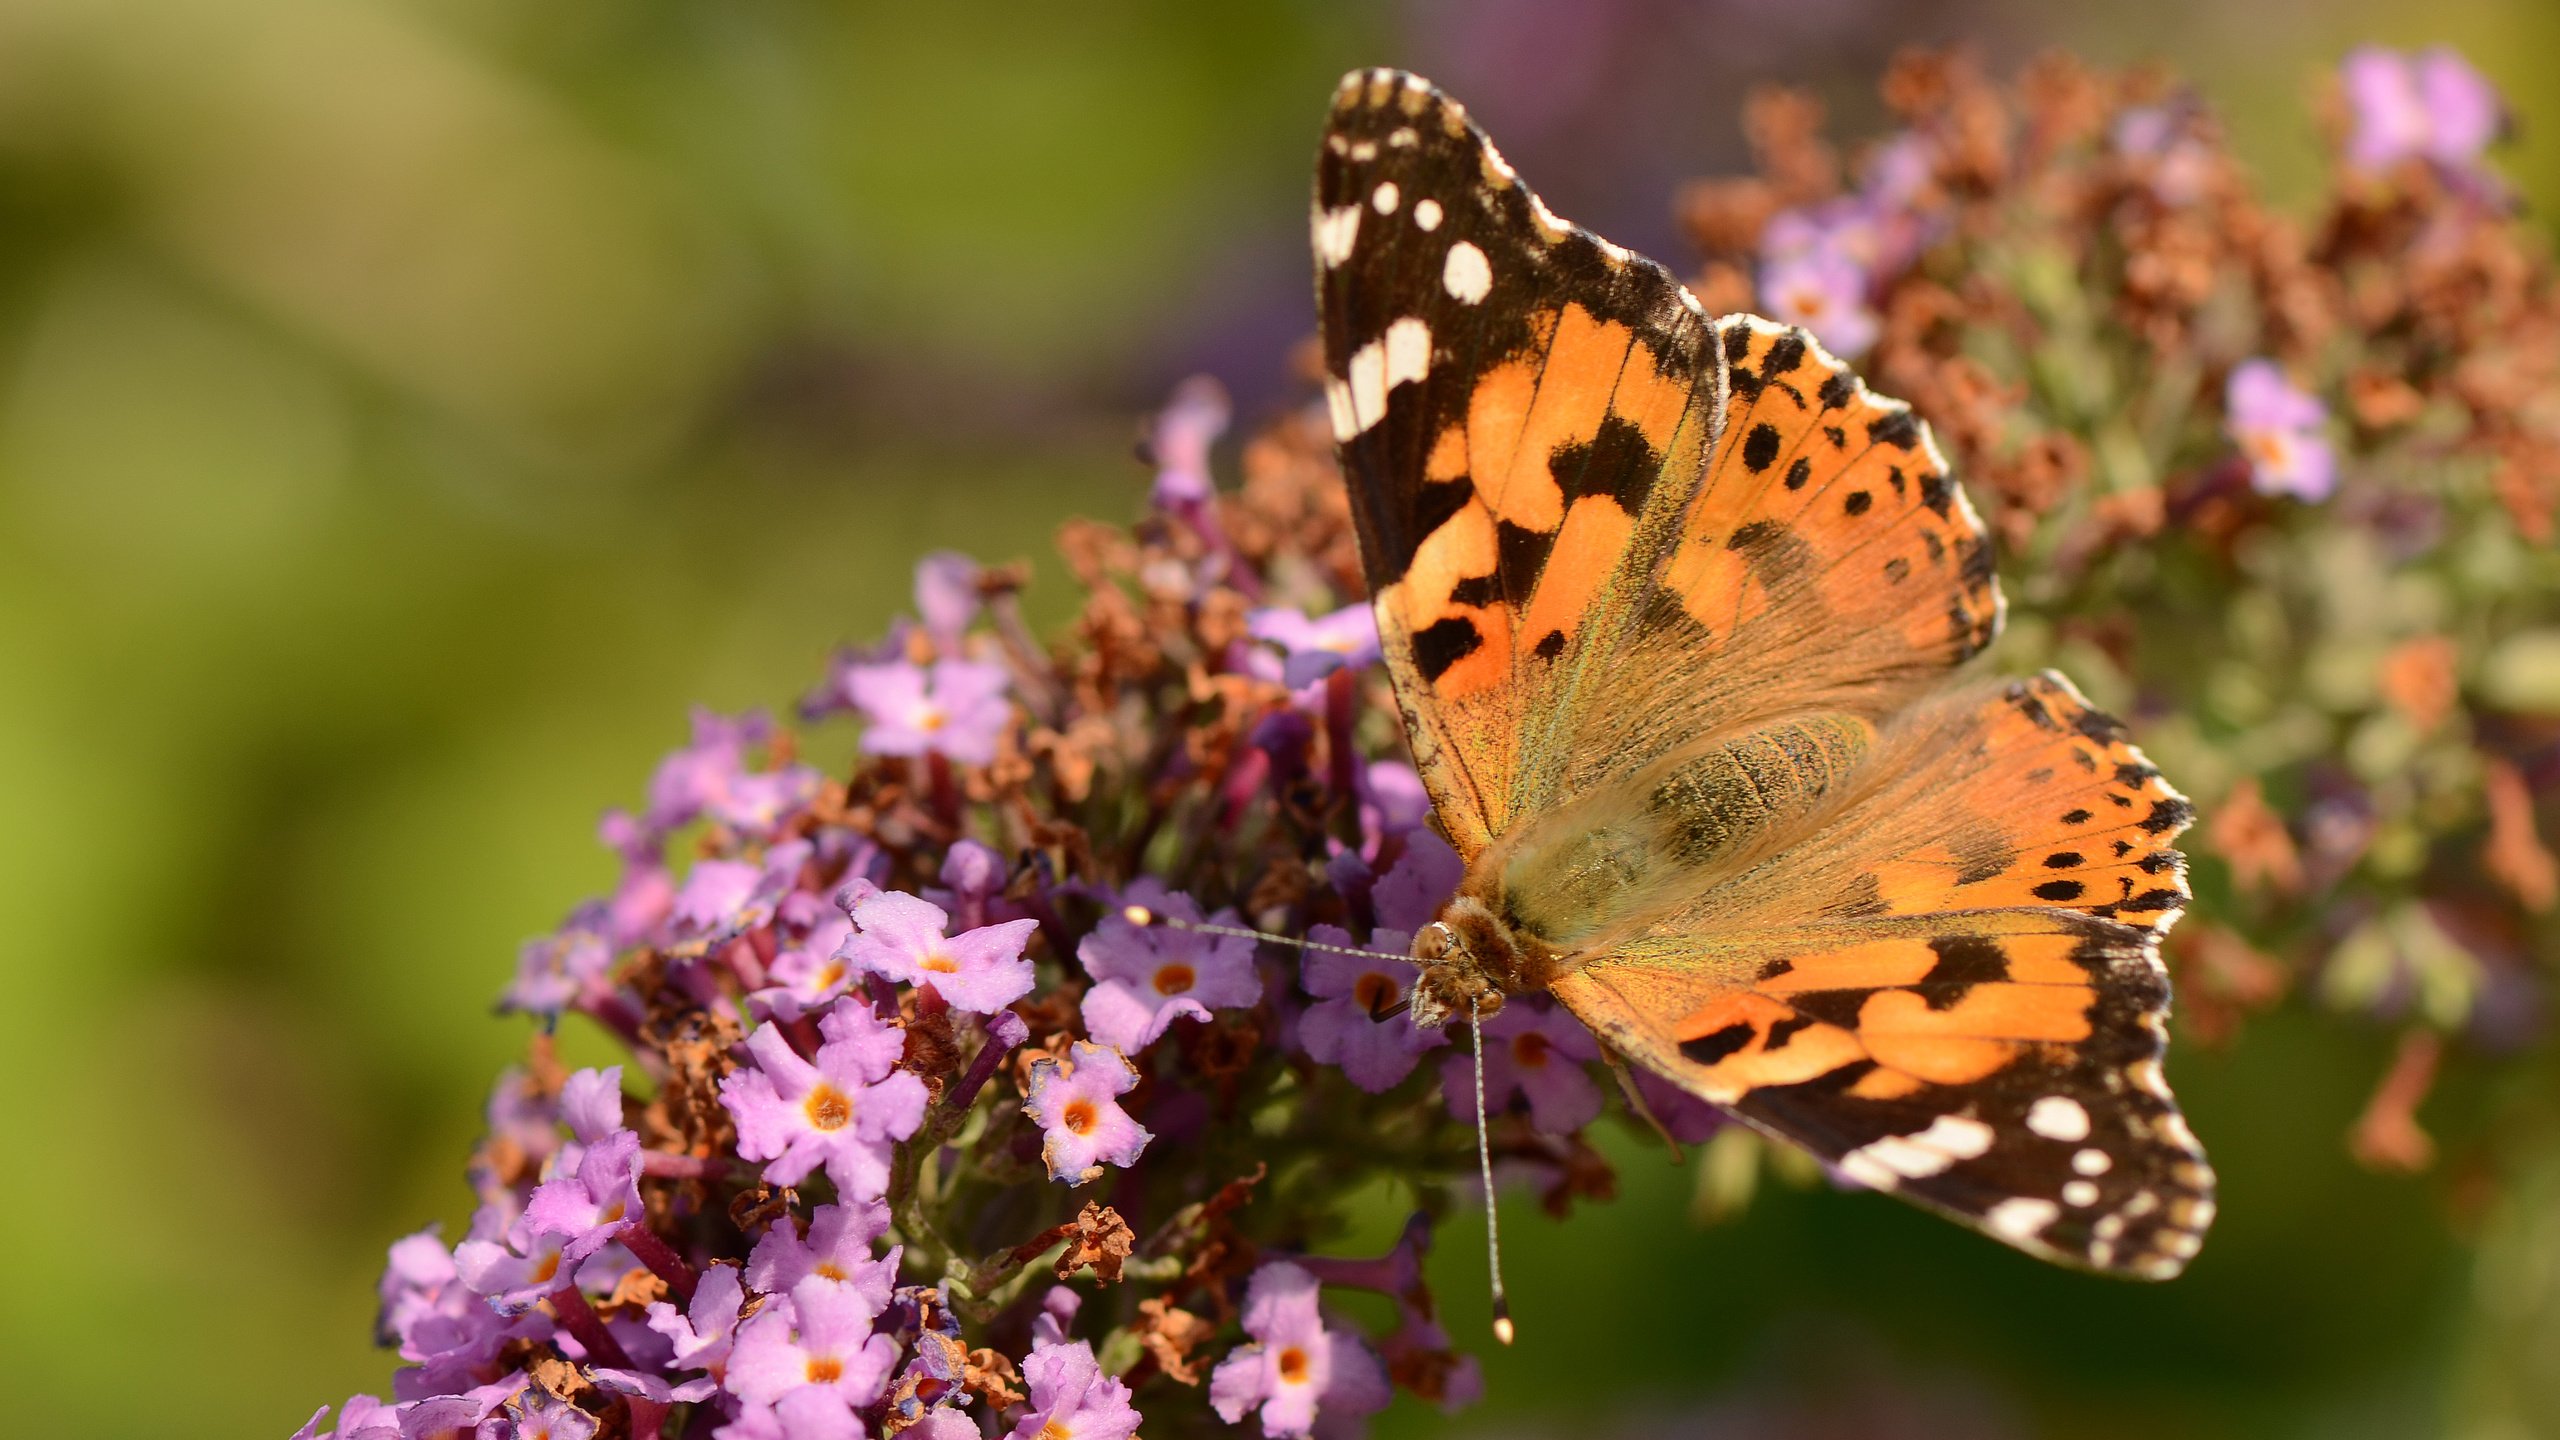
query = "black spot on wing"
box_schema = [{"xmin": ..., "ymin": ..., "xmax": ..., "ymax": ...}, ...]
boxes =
[
  {"xmin": 1548, "ymin": 412, "xmax": 1662, "ymax": 515},
  {"xmin": 1920, "ymin": 934, "xmax": 2008, "ymax": 1010},
  {"xmin": 1409, "ymin": 616, "xmax": 1482, "ymax": 681},
  {"xmin": 1742, "ymin": 422, "xmax": 1783, "ymax": 473},
  {"xmin": 1680, "ymin": 1022, "xmax": 1755, "ymax": 1066}
]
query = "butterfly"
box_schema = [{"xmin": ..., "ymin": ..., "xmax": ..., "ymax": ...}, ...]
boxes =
[{"xmin": 1313, "ymin": 68, "xmax": 2214, "ymax": 1278}]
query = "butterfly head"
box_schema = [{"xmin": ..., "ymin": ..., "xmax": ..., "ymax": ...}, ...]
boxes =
[{"xmin": 1406, "ymin": 895, "xmax": 1539, "ymax": 1029}]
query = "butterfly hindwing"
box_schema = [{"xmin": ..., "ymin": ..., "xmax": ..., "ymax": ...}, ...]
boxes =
[{"xmin": 1548, "ymin": 672, "xmax": 2211, "ymax": 1276}]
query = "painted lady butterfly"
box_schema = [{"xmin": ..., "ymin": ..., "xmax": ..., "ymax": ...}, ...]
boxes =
[{"xmin": 1314, "ymin": 69, "xmax": 2214, "ymax": 1278}]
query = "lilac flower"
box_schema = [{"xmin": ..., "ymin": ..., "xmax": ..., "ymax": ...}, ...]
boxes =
[
  {"xmin": 1372, "ymin": 831, "xmax": 1462, "ymax": 933},
  {"xmin": 1297, "ymin": 925, "xmax": 1444, "ymax": 1092},
  {"xmin": 1208, "ymin": 1261, "xmax": 1391, "ymax": 1439},
  {"xmin": 503, "ymin": 924, "xmax": 611, "ymax": 1019},
  {"xmin": 524, "ymin": 1128, "xmax": 644, "ymax": 1268},
  {"xmin": 2226, "ymin": 359, "xmax": 2337, "ymax": 502},
  {"xmin": 839, "ymin": 888, "xmax": 1038, "ymax": 1014},
  {"xmin": 1443, "ymin": 999, "xmax": 1604, "ymax": 1134},
  {"xmin": 1023, "ymin": 1040, "xmax": 1153, "ymax": 1184},
  {"xmin": 914, "ymin": 550, "xmax": 983, "ymax": 653},
  {"xmin": 647, "ymin": 1262, "xmax": 748, "ymax": 1386},
  {"xmin": 558, "ymin": 1065, "xmax": 626, "ymax": 1145},
  {"xmin": 671, "ymin": 840, "xmax": 812, "ymax": 943},
  {"xmin": 930, "ymin": 838, "xmax": 1008, "ymax": 930},
  {"xmin": 1633, "ymin": 1068, "xmax": 1727, "ymax": 1145},
  {"xmin": 453, "ymin": 1210, "xmax": 577, "ymax": 1314},
  {"xmin": 594, "ymin": 1366, "xmax": 720, "ymax": 1406},
  {"xmin": 846, "ymin": 656, "xmax": 1014, "ymax": 765},
  {"xmin": 1076, "ymin": 880, "xmax": 1260, "ymax": 1051},
  {"xmin": 727, "ymin": 1276, "xmax": 901, "ymax": 1409},
  {"xmin": 716, "ymin": 1389, "xmax": 868, "ymax": 1440},
  {"xmin": 2113, "ymin": 103, "xmax": 2215, "ymax": 205},
  {"xmin": 1248, "ymin": 603, "xmax": 1382, "ymax": 689},
  {"xmin": 292, "ymin": 1395, "xmax": 401, "ymax": 1440},
  {"xmin": 512, "ymin": 1391, "xmax": 600, "ymax": 1440},
  {"xmin": 1356, "ymin": 760, "xmax": 1432, "ymax": 844},
  {"xmin": 2342, "ymin": 46, "xmax": 2503, "ymax": 174},
  {"xmin": 759, "ymin": 909, "xmax": 858, "ymax": 1020},
  {"xmin": 745, "ymin": 1199, "xmax": 901, "ymax": 1309},
  {"xmin": 1759, "ymin": 242, "xmax": 1878, "ymax": 358},
  {"xmin": 1149, "ymin": 374, "xmax": 1231, "ymax": 508},
  {"xmin": 645, "ymin": 709, "xmax": 823, "ymax": 838},
  {"xmin": 720, "ymin": 1001, "xmax": 930, "ymax": 1201},
  {"xmin": 1006, "ymin": 1337, "xmax": 1143, "ymax": 1440}
]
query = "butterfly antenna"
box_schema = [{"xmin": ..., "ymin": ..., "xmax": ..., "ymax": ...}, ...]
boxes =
[
  {"xmin": 1120, "ymin": 905, "xmax": 1413, "ymax": 965},
  {"xmin": 1472, "ymin": 995, "xmax": 1514, "ymax": 1345}
]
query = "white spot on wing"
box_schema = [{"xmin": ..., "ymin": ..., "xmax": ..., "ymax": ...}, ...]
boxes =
[
  {"xmin": 2073, "ymin": 1147, "xmax": 2112, "ymax": 1176},
  {"xmin": 2063, "ymin": 1180, "xmax": 2100, "ymax": 1207},
  {"xmin": 1341, "ymin": 317, "xmax": 1433, "ymax": 437},
  {"xmin": 1388, "ymin": 126, "xmax": 1418, "ymax": 148},
  {"xmin": 1838, "ymin": 1114, "xmax": 1996, "ymax": 1183},
  {"xmin": 1350, "ymin": 140, "xmax": 1378, "ymax": 162},
  {"xmin": 1985, "ymin": 1197, "xmax": 2060, "ymax": 1242},
  {"xmin": 1323, "ymin": 378, "xmax": 1357, "ymax": 443},
  {"xmin": 1314, "ymin": 205, "xmax": 1362, "ymax": 268},
  {"xmin": 2026, "ymin": 1096, "xmax": 2091, "ymax": 1142},
  {"xmin": 1372, "ymin": 181, "xmax": 1400, "ymax": 214},
  {"xmin": 1443, "ymin": 241, "xmax": 1492, "ymax": 304},
  {"xmin": 1413, "ymin": 198, "xmax": 1442, "ymax": 231}
]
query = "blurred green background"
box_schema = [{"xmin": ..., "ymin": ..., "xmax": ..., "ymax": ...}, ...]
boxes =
[{"xmin": 3, "ymin": 2, "xmax": 2557, "ymax": 1436}]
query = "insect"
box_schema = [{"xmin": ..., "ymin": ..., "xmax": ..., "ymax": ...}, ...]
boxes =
[{"xmin": 1312, "ymin": 68, "xmax": 2215, "ymax": 1282}]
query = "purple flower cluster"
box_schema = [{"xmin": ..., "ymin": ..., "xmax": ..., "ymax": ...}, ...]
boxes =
[
  {"xmin": 2340, "ymin": 46, "xmax": 2503, "ymax": 179},
  {"xmin": 300, "ymin": 379, "xmax": 1688, "ymax": 1439}
]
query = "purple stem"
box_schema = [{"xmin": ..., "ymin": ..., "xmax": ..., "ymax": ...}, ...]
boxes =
[
  {"xmin": 1325, "ymin": 667, "xmax": 1358, "ymax": 808},
  {"xmin": 550, "ymin": 1283, "xmax": 635, "ymax": 1371},
  {"xmin": 618, "ymin": 1221, "xmax": 699, "ymax": 1304},
  {"xmin": 947, "ymin": 1010, "xmax": 1029, "ymax": 1113},
  {"xmin": 640, "ymin": 1152, "xmax": 731, "ymax": 1181},
  {"xmin": 625, "ymin": 1396, "xmax": 672, "ymax": 1439}
]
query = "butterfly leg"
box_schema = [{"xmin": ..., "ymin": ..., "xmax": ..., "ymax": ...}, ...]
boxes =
[{"xmin": 1599, "ymin": 1042, "xmax": 1687, "ymax": 1162}]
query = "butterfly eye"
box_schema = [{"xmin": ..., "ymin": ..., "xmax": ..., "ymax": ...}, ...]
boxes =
[{"xmin": 1413, "ymin": 921, "xmax": 1457, "ymax": 962}]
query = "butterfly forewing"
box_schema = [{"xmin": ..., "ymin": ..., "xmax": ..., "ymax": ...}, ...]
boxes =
[{"xmin": 1314, "ymin": 67, "xmax": 2214, "ymax": 1278}]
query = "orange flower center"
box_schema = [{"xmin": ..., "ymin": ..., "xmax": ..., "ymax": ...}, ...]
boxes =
[
  {"xmin": 1787, "ymin": 285, "xmax": 1831, "ymax": 320},
  {"xmin": 1062, "ymin": 1099, "xmax": 1098, "ymax": 1136},
  {"xmin": 815, "ymin": 1260, "xmax": 846, "ymax": 1281},
  {"xmin": 804, "ymin": 1083, "xmax": 854, "ymax": 1131},
  {"xmin": 1037, "ymin": 1423, "xmax": 1073, "ymax": 1440},
  {"xmin": 2243, "ymin": 428, "xmax": 2293, "ymax": 470},
  {"xmin": 806, "ymin": 1356, "xmax": 843, "ymax": 1385},
  {"xmin": 919, "ymin": 707, "xmax": 948, "ymax": 732},
  {"xmin": 1511, "ymin": 1032, "xmax": 1552, "ymax": 1068},
  {"xmin": 815, "ymin": 960, "xmax": 846, "ymax": 989},
  {"xmin": 1277, "ymin": 1345, "xmax": 1311, "ymax": 1384},
  {"xmin": 1152, "ymin": 963, "xmax": 1196, "ymax": 996},
  {"xmin": 1352, "ymin": 972, "xmax": 1399, "ymax": 1016},
  {"xmin": 920, "ymin": 951, "xmax": 962, "ymax": 974}
]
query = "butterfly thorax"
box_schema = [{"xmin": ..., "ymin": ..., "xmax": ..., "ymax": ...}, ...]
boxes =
[{"xmin": 1407, "ymin": 894, "xmax": 1560, "ymax": 1030}]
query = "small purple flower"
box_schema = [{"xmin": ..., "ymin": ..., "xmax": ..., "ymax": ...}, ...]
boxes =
[
  {"xmin": 1371, "ymin": 831, "xmax": 1461, "ymax": 934},
  {"xmin": 1356, "ymin": 760, "xmax": 1432, "ymax": 846},
  {"xmin": 1297, "ymin": 925, "xmax": 1444, "ymax": 1093},
  {"xmin": 745, "ymin": 1199, "xmax": 900, "ymax": 1310},
  {"xmin": 1076, "ymin": 880, "xmax": 1260, "ymax": 1051},
  {"xmin": 840, "ymin": 888, "xmax": 1038, "ymax": 1014},
  {"xmin": 1150, "ymin": 374, "xmax": 1231, "ymax": 507},
  {"xmin": 1442, "ymin": 999, "xmax": 1604, "ymax": 1134},
  {"xmin": 504, "ymin": 924, "xmax": 611, "ymax": 1019},
  {"xmin": 1633, "ymin": 1068, "xmax": 1728, "ymax": 1145},
  {"xmin": 914, "ymin": 551, "xmax": 983, "ymax": 653},
  {"xmin": 720, "ymin": 1002, "xmax": 930, "ymax": 1201},
  {"xmin": 645, "ymin": 709, "xmax": 822, "ymax": 838},
  {"xmin": 1247, "ymin": 604, "xmax": 1382, "ymax": 689},
  {"xmin": 726, "ymin": 1276, "xmax": 901, "ymax": 1409},
  {"xmin": 513, "ymin": 1391, "xmax": 601, "ymax": 1440},
  {"xmin": 2226, "ymin": 359, "xmax": 2336, "ymax": 502},
  {"xmin": 524, "ymin": 1128, "xmax": 644, "ymax": 1269},
  {"xmin": 759, "ymin": 910, "xmax": 858, "ymax": 1021},
  {"xmin": 558, "ymin": 1065, "xmax": 626, "ymax": 1145},
  {"xmin": 2342, "ymin": 45, "xmax": 2503, "ymax": 174},
  {"xmin": 671, "ymin": 839, "xmax": 810, "ymax": 944},
  {"xmin": 2114, "ymin": 103, "xmax": 2216, "ymax": 205},
  {"xmin": 1207, "ymin": 1261, "xmax": 1391, "ymax": 1439},
  {"xmin": 1023, "ymin": 1041, "xmax": 1152, "ymax": 1184},
  {"xmin": 715, "ymin": 1389, "xmax": 868, "ymax": 1440},
  {"xmin": 930, "ymin": 838, "xmax": 1008, "ymax": 930},
  {"xmin": 647, "ymin": 1261, "xmax": 748, "ymax": 1386},
  {"xmin": 846, "ymin": 657, "xmax": 1014, "ymax": 766},
  {"xmin": 1006, "ymin": 1338, "xmax": 1143, "ymax": 1440},
  {"xmin": 1759, "ymin": 244, "xmax": 1879, "ymax": 359}
]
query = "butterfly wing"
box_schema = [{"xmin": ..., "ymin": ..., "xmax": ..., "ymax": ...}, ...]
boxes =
[
  {"xmin": 1550, "ymin": 672, "xmax": 2214, "ymax": 1277},
  {"xmin": 1315, "ymin": 71, "xmax": 2000, "ymax": 856}
]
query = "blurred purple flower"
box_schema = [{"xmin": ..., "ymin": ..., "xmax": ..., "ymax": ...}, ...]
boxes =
[
  {"xmin": 1024, "ymin": 1040, "xmax": 1152, "ymax": 1184},
  {"xmin": 2114, "ymin": 103, "xmax": 2216, "ymax": 205},
  {"xmin": 512, "ymin": 1390, "xmax": 601, "ymax": 1440},
  {"xmin": 914, "ymin": 551, "xmax": 983, "ymax": 654},
  {"xmin": 2342, "ymin": 45, "xmax": 2503, "ymax": 174},
  {"xmin": 1076, "ymin": 879, "xmax": 1260, "ymax": 1050},
  {"xmin": 726, "ymin": 1277, "xmax": 900, "ymax": 1410},
  {"xmin": 1633, "ymin": 1068, "xmax": 1728, "ymax": 1145},
  {"xmin": 1208, "ymin": 1261, "xmax": 1391, "ymax": 1439},
  {"xmin": 1150, "ymin": 375, "xmax": 1231, "ymax": 507},
  {"xmin": 644, "ymin": 709, "xmax": 822, "ymax": 839},
  {"xmin": 760, "ymin": 909, "xmax": 858, "ymax": 1021},
  {"xmin": 716, "ymin": 1389, "xmax": 869, "ymax": 1440},
  {"xmin": 1443, "ymin": 999, "xmax": 1604, "ymax": 1134},
  {"xmin": 504, "ymin": 924, "xmax": 611, "ymax": 1019},
  {"xmin": 720, "ymin": 1002, "xmax": 929, "ymax": 1201},
  {"xmin": 2226, "ymin": 359, "xmax": 2336, "ymax": 502},
  {"xmin": 1007, "ymin": 1337, "xmax": 1143, "ymax": 1440},
  {"xmin": 1759, "ymin": 244, "xmax": 1879, "ymax": 358},
  {"xmin": 839, "ymin": 888, "xmax": 1038, "ymax": 1014},
  {"xmin": 931, "ymin": 837, "xmax": 1008, "ymax": 930},
  {"xmin": 1248, "ymin": 603, "xmax": 1382, "ymax": 689},
  {"xmin": 745, "ymin": 1199, "xmax": 900, "ymax": 1310},
  {"xmin": 846, "ymin": 657, "xmax": 1014, "ymax": 766},
  {"xmin": 1297, "ymin": 925, "xmax": 1444, "ymax": 1092}
]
